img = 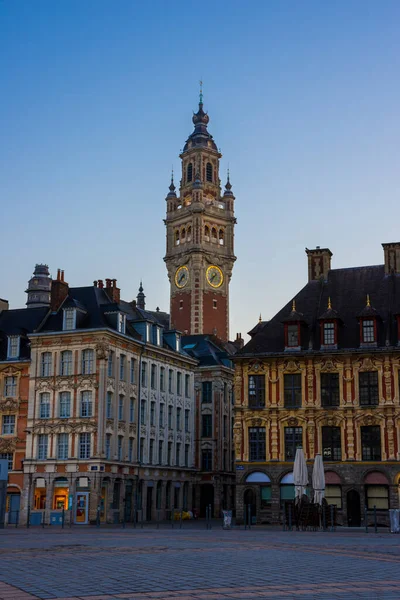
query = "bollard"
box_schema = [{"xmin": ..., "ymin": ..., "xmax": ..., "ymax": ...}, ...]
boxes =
[
  {"xmin": 330, "ymin": 504, "xmax": 335, "ymax": 532},
  {"xmin": 157, "ymin": 510, "xmax": 160, "ymax": 529},
  {"xmin": 247, "ymin": 504, "xmax": 251, "ymax": 530},
  {"xmin": 365, "ymin": 506, "xmax": 368, "ymax": 533},
  {"xmin": 374, "ymin": 505, "xmax": 377, "ymax": 533},
  {"xmin": 288, "ymin": 504, "xmax": 292, "ymax": 532},
  {"xmin": 180, "ymin": 510, "xmax": 183, "ymax": 529},
  {"xmin": 27, "ymin": 505, "xmax": 30, "ymax": 529},
  {"xmin": 62, "ymin": 508, "xmax": 65, "ymax": 529}
]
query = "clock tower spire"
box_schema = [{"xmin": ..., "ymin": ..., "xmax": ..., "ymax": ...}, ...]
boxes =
[{"xmin": 164, "ymin": 92, "xmax": 236, "ymax": 341}]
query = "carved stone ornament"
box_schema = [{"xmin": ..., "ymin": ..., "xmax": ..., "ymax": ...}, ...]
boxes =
[
  {"xmin": 107, "ymin": 378, "xmax": 115, "ymax": 391},
  {"xmin": 76, "ymin": 374, "xmax": 98, "ymax": 389},
  {"xmin": 95, "ymin": 341, "xmax": 109, "ymax": 361},
  {"xmin": 176, "ymin": 433, "xmax": 182, "ymax": 442},
  {"xmin": 150, "ymin": 426, "xmax": 156, "ymax": 438},
  {"xmin": 288, "ymin": 418, "xmax": 298, "ymax": 427},
  {"xmin": 36, "ymin": 378, "xmax": 53, "ymax": 392},
  {"xmin": 251, "ymin": 418, "xmax": 262, "ymax": 427},
  {"xmin": 129, "ymin": 424, "xmax": 137, "ymax": 435},
  {"xmin": 0, "ymin": 437, "xmax": 17, "ymax": 452},
  {"xmin": 119, "ymin": 381, "xmax": 127, "ymax": 395},
  {"xmin": 159, "ymin": 430, "xmax": 164, "ymax": 439},
  {"xmin": 168, "ymin": 431, "xmax": 174, "ymax": 441},
  {"xmin": 140, "ymin": 425, "xmax": 147, "ymax": 436},
  {"xmin": 185, "ymin": 433, "xmax": 191, "ymax": 443},
  {"xmin": 0, "ymin": 398, "xmax": 19, "ymax": 412},
  {"xmin": 0, "ymin": 365, "xmax": 21, "ymax": 376},
  {"xmin": 53, "ymin": 376, "xmax": 74, "ymax": 390},
  {"xmin": 284, "ymin": 360, "xmax": 301, "ymax": 373}
]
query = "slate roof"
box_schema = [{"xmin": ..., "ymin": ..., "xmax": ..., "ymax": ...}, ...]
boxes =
[
  {"xmin": 239, "ymin": 265, "xmax": 400, "ymax": 356},
  {"xmin": 0, "ymin": 306, "xmax": 48, "ymax": 361},
  {"xmin": 182, "ymin": 334, "xmax": 235, "ymax": 369}
]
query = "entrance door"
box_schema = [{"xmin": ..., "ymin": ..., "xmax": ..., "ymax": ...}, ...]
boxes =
[
  {"xmin": 8, "ymin": 494, "xmax": 20, "ymax": 524},
  {"xmin": 347, "ymin": 490, "xmax": 361, "ymax": 527},
  {"xmin": 146, "ymin": 486, "xmax": 153, "ymax": 521},
  {"xmin": 244, "ymin": 489, "xmax": 256, "ymax": 524},
  {"xmin": 75, "ymin": 492, "xmax": 89, "ymax": 524},
  {"xmin": 200, "ymin": 484, "xmax": 214, "ymax": 517}
]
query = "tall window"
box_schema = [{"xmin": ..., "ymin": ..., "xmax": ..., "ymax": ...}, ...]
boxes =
[
  {"xmin": 321, "ymin": 373, "xmax": 340, "ymax": 407},
  {"xmin": 159, "ymin": 404, "xmax": 164, "ymax": 427},
  {"xmin": 177, "ymin": 372, "xmax": 182, "ymax": 395},
  {"xmin": 63, "ymin": 309, "xmax": 76, "ymax": 331},
  {"xmin": 285, "ymin": 427, "xmax": 303, "ymax": 460},
  {"xmin": 118, "ymin": 395, "xmax": 124, "ymax": 420},
  {"xmin": 117, "ymin": 436, "xmax": 123, "ymax": 461},
  {"xmin": 119, "ymin": 354, "xmax": 125, "ymax": 380},
  {"xmin": 106, "ymin": 391, "xmax": 113, "ymax": 419},
  {"xmin": 108, "ymin": 351, "xmax": 114, "ymax": 377},
  {"xmin": 129, "ymin": 398, "xmax": 135, "ymax": 423},
  {"xmin": 168, "ymin": 405, "xmax": 173, "ymax": 428},
  {"xmin": 82, "ymin": 349, "xmax": 94, "ymax": 375},
  {"xmin": 202, "ymin": 414, "xmax": 212, "ymax": 437},
  {"xmin": 2, "ymin": 415, "xmax": 15, "ymax": 435},
  {"xmin": 249, "ymin": 427, "xmax": 266, "ymax": 461},
  {"xmin": 175, "ymin": 442, "xmax": 180, "ymax": 466},
  {"xmin": 158, "ymin": 440, "xmax": 163, "ymax": 464},
  {"xmin": 248, "ymin": 375, "xmax": 265, "ymax": 408},
  {"xmin": 150, "ymin": 402, "xmax": 155, "ymax": 426},
  {"xmin": 185, "ymin": 374, "xmax": 190, "ymax": 397},
  {"xmin": 185, "ymin": 444, "xmax": 189, "ymax": 467},
  {"xmin": 176, "ymin": 407, "xmax": 181, "ymax": 430},
  {"xmin": 80, "ymin": 391, "xmax": 93, "ymax": 417},
  {"xmin": 118, "ymin": 313, "xmax": 126, "ymax": 334},
  {"xmin": 206, "ymin": 162, "xmax": 213, "ymax": 182},
  {"xmin": 361, "ymin": 426, "xmax": 381, "ymax": 461},
  {"xmin": 141, "ymin": 362, "xmax": 147, "ymax": 387},
  {"xmin": 79, "ymin": 433, "xmax": 91, "ymax": 459},
  {"xmin": 223, "ymin": 415, "xmax": 227, "ymax": 438},
  {"xmin": 128, "ymin": 438, "xmax": 134, "ymax": 462},
  {"xmin": 41, "ymin": 352, "xmax": 52, "ymax": 377},
  {"xmin": 140, "ymin": 400, "xmax": 146, "ymax": 425},
  {"xmin": 167, "ymin": 442, "xmax": 172, "ymax": 465},
  {"xmin": 4, "ymin": 376, "xmax": 17, "ymax": 397},
  {"xmin": 130, "ymin": 358, "xmax": 135, "ymax": 383},
  {"xmin": 359, "ymin": 372, "xmax": 379, "ymax": 406},
  {"xmin": 139, "ymin": 438, "xmax": 145, "ymax": 463},
  {"xmin": 287, "ymin": 324, "xmax": 299, "ymax": 347},
  {"xmin": 0, "ymin": 453, "xmax": 13, "ymax": 471},
  {"xmin": 185, "ymin": 409, "xmax": 190, "ymax": 432},
  {"xmin": 362, "ymin": 319, "xmax": 375, "ymax": 343},
  {"xmin": 284, "ymin": 374, "xmax": 302, "ymax": 408},
  {"xmin": 202, "ymin": 381, "xmax": 212, "ymax": 403},
  {"xmin": 168, "ymin": 369, "xmax": 173, "ymax": 393},
  {"xmin": 149, "ymin": 439, "xmax": 154, "ymax": 464},
  {"xmin": 323, "ymin": 322, "xmax": 335, "ymax": 345},
  {"xmin": 160, "ymin": 367, "xmax": 165, "ymax": 391},
  {"xmin": 322, "ymin": 426, "xmax": 341, "ymax": 460},
  {"xmin": 187, "ymin": 162, "xmax": 193, "ymax": 182},
  {"xmin": 37, "ymin": 434, "xmax": 48, "ymax": 459},
  {"xmin": 105, "ymin": 434, "xmax": 111, "ymax": 459},
  {"xmin": 57, "ymin": 433, "xmax": 69, "ymax": 460},
  {"xmin": 151, "ymin": 364, "xmax": 157, "ymax": 389},
  {"xmin": 39, "ymin": 392, "xmax": 50, "ymax": 419},
  {"xmin": 202, "ymin": 449, "xmax": 212, "ymax": 471},
  {"xmin": 60, "ymin": 350, "xmax": 73, "ymax": 376},
  {"xmin": 7, "ymin": 336, "xmax": 20, "ymax": 359},
  {"xmin": 366, "ymin": 486, "xmax": 389, "ymax": 510}
]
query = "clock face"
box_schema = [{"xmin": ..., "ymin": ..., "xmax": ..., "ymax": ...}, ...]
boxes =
[
  {"xmin": 175, "ymin": 266, "xmax": 189, "ymax": 289},
  {"xmin": 206, "ymin": 265, "xmax": 223, "ymax": 288}
]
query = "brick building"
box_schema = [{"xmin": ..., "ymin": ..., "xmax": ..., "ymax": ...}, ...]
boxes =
[{"xmin": 234, "ymin": 243, "xmax": 400, "ymax": 526}]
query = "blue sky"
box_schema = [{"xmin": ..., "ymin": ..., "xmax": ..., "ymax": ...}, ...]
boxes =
[{"xmin": 1, "ymin": 1, "xmax": 400, "ymax": 340}]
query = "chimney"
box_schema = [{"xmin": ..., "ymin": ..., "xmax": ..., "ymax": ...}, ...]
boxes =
[
  {"xmin": 105, "ymin": 278, "xmax": 112, "ymax": 289},
  {"xmin": 305, "ymin": 247, "xmax": 332, "ymax": 282},
  {"xmin": 111, "ymin": 279, "xmax": 120, "ymax": 303},
  {"xmin": 233, "ymin": 332, "xmax": 244, "ymax": 350},
  {"xmin": 51, "ymin": 268, "xmax": 69, "ymax": 311},
  {"xmin": 93, "ymin": 280, "xmax": 98, "ymax": 288},
  {"xmin": 0, "ymin": 298, "xmax": 9, "ymax": 313},
  {"xmin": 382, "ymin": 242, "xmax": 400, "ymax": 275},
  {"xmin": 98, "ymin": 280, "xmax": 104, "ymax": 289}
]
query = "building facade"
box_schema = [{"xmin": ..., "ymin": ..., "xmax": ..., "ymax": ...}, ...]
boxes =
[{"xmin": 234, "ymin": 243, "xmax": 400, "ymax": 526}]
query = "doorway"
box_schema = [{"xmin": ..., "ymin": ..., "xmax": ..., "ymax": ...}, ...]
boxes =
[
  {"xmin": 8, "ymin": 493, "xmax": 20, "ymax": 524},
  {"xmin": 200, "ymin": 484, "xmax": 214, "ymax": 517},
  {"xmin": 347, "ymin": 489, "xmax": 361, "ymax": 527},
  {"xmin": 75, "ymin": 492, "xmax": 89, "ymax": 524},
  {"xmin": 244, "ymin": 489, "xmax": 256, "ymax": 524},
  {"xmin": 146, "ymin": 486, "xmax": 153, "ymax": 521}
]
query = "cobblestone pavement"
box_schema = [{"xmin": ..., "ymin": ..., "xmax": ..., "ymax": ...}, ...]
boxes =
[{"xmin": 1, "ymin": 526, "xmax": 400, "ymax": 600}]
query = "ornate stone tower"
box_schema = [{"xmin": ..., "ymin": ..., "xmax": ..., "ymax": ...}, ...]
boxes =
[
  {"xmin": 164, "ymin": 92, "xmax": 236, "ymax": 341},
  {"xmin": 25, "ymin": 264, "xmax": 52, "ymax": 308}
]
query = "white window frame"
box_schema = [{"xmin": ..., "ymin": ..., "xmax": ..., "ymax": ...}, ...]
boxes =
[
  {"xmin": 57, "ymin": 433, "xmax": 69, "ymax": 460},
  {"xmin": 59, "ymin": 391, "xmax": 71, "ymax": 418},
  {"xmin": 82, "ymin": 349, "xmax": 94, "ymax": 375},
  {"xmin": 38, "ymin": 434, "xmax": 48, "ymax": 460},
  {"xmin": 7, "ymin": 336, "xmax": 20, "ymax": 359},
  {"xmin": 4, "ymin": 376, "xmax": 17, "ymax": 397},
  {"xmin": 79, "ymin": 432, "xmax": 91, "ymax": 459},
  {"xmin": 118, "ymin": 313, "xmax": 126, "ymax": 334},
  {"xmin": 105, "ymin": 434, "xmax": 111, "ymax": 459},
  {"xmin": 2, "ymin": 415, "xmax": 15, "ymax": 435},
  {"xmin": 63, "ymin": 308, "xmax": 76, "ymax": 331},
  {"xmin": 80, "ymin": 391, "xmax": 93, "ymax": 417},
  {"xmin": 60, "ymin": 350, "xmax": 73, "ymax": 376},
  {"xmin": 39, "ymin": 392, "xmax": 51, "ymax": 419},
  {"xmin": 41, "ymin": 352, "xmax": 52, "ymax": 377}
]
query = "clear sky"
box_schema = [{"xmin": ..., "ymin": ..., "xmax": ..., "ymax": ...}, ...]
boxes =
[{"xmin": 1, "ymin": 0, "xmax": 400, "ymax": 340}]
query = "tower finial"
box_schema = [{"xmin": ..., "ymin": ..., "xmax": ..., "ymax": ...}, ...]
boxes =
[
  {"xmin": 328, "ymin": 297, "xmax": 332, "ymax": 309},
  {"xmin": 259, "ymin": 313, "xmax": 262, "ymax": 323},
  {"xmin": 292, "ymin": 299, "xmax": 296, "ymax": 312},
  {"xmin": 199, "ymin": 79, "xmax": 203, "ymax": 105},
  {"xmin": 366, "ymin": 294, "xmax": 371, "ymax": 307},
  {"xmin": 171, "ymin": 166, "xmax": 174, "ymax": 184}
]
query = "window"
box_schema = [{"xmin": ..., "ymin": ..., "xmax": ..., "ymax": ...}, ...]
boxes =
[
  {"xmin": 118, "ymin": 395, "xmax": 124, "ymax": 420},
  {"xmin": 0, "ymin": 453, "xmax": 13, "ymax": 471},
  {"xmin": 175, "ymin": 230, "xmax": 180, "ymax": 246},
  {"xmin": 167, "ymin": 441, "xmax": 172, "ymax": 465},
  {"xmin": 37, "ymin": 434, "xmax": 48, "ymax": 459},
  {"xmin": 7, "ymin": 336, "xmax": 20, "ymax": 359},
  {"xmin": 321, "ymin": 373, "xmax": 340, "ymax": 407},
  {"xmin": 359, "ymin": 372, "xmax": 379, "ymax": 406},
  {"xmin": 202, "ymin": 449, "xmax": 212, "ymax": 471},
  {"xmin": 185, "ymin": 409, "xmax": 190, "ymax": 432},
  {"xmin": 362, "ymin": 319, "xmax": 375, "ymax": 343},
  {"xmin": 204, "ymin": 225, "xmax": 210, "ymax": 241},
  {"xmin": 325, "ymin": 485, "xmax": 342, "ymax": 509},
  {"xmin": 165, "ymin": 481, "xmax": 171, "ymax": 509},
  {"xmin": 41, "ymin": 352, "xmax": 52, "ymax": 377},
  {"xmin": 105, "ymin": 434, "xmax": 111, "ymax": 459},
  {"xmin": 129, "ymin": 398, "xmax": 135, "ymax": 423},
  {"xmin": 211, "ymin": 227, "xmax": 217, "ymax": 242},
  {"xmin": 261, "ymin": 486, "xmax": 272, "ymax": 508},
  {"xmin": 80, "ymin": 391, "xmax": 93, "ymax": 417},
  {"xmin": 185, "ymin": 444, "xmax": 189, "ymax": 467},
  {"xmin": 150, "ymin": 402, "xmax": 155, "ymax": 426},
  {"xmin": 140, "ymin": 400, "xmax": 146, "ymax": 425},
  {"xmin": 158, "ymin": 440, "xmax": 163, "ymax": 464},
  {"xmin": 223, "ymin": 415, "xmax": 227, "ymax": 438},
  {"xmin": 287, "ymin": 324, "xmax": 299, "ymax": 347},
  {"xmin": 175, "ymin": 442, "xmax": 181, "ymax": 466},
  {"xmin": 202, "ymin": 414, "xmax": 212, "ymax": 438},
  {"xmin": 117, "ymin": 436, "xmax": 123, "ymax": 461},
  {"xmin": 248, "ymin": 375, "xmax": 265, "ymax": 408},
  {"xmin": 168, "ymin": 405, "xmax": 173, "ymax": 428},
  {"xmin": 177, "ymin": 372, "xmax": 182, "ymax": 395},
  {"xmin": 219, "ymin": 230, "xmax": 224, "ymax": 246},
  {"xmin": 4, "ymin": 376, "xmax": 17, "ymax": 397},
  {"xmin": 82, "ymin": 349, "xmax": 94, "ymax": 375},
  {"xmin": 168, "ymin": 369, "xmax": 173, "ymax": 393},
  {"xmin": 149, "ymin": 439, "xmax": 154, "ymax": 464},
  {"xmin": 57, "ymin": 433, "xmax": 69, "ymax": 460},
  {"xmin": 202, "ymin": 381, "xmax": 212, "ymax": 403},
  {"xmin": 249, "ymin": 427, "xmax": 266, "ymax": 461},
  {"xmin": 108, "ymin": 351, "xmax": 114, "ymax": 377},
  {"xmin": 2, "ymin": 415, "xmax": 15, "ymax": 435},
  {"xmin": 187, "ymin": 162, "xmax": 193, "ymax": 182},
  {"xmin": 185, "ymin": 374, "xmax": 190, "ymax": 397},
  {"xmin": 323, "ymin": 322, "xmax": 335, "ymax": 345},
  {"xmin": 366, "ymin": 485, "xmax": 389, "ymax": 510},
  {"xmin": 206, "ymin": 162, "xmax": 213, "ymax": 182},
  {"xmin": 160, "ymin": 367, "xmax": 165, "ymax": 391},
  {"xmin": 139, "ymin": 438, "xmax": 144, "ymax": 463},
  {"xmin": 79, "ymin": 433, "xmax": 91, "ymax": 459},
  {"xmin": 159, "ymin": 404, "xmax": 164, "ymax": 427},
  {"xmin": 106, "ymin": 392, "xmax": 113, "ymax": 419},
  {"xmin": 176, "ymin": 407, "xmax": 181, "ymax": 430},
  {"xmin": 141, "ymin": 362, "xmax": 147, "ymax": 387},
  {"xmin": 128, "ymin": 438, "xmax": 134, "ymax": 462},
  {"xmin": 63, "ymin": 309, "xmax": 76, "ymax": 331},
  {"xmin": 361, "ymin": 426, "xmax": 381, "ymax": 461},
  {"xmin": 60, "ymin": 350, "xmax": 73, "ymax": 376},
  {"xmin": 284, "ymin": 374, "xmax": 302, "ymax": 408},
  {"xmin": 322, "ymin": 426, "xmax": 341, "ymax": 460},
  {"xmin": 39, "ymin": 392, "xmax": 50, "ymax": 419},
  {"xmin": 156, "ymin": 327, "xmax": 161, "ymax": 346},
  {"xmin": 285, "ymin": 427, "xmax": 303, "ymax": 461},
  {"xmin": 151, "ymin": 364, "xmax": 157, "ymax": 389},
  {"xmin": 130, "ymin": 358, "xmax": 135, "ymax": 383},
  {"xmin": 119, "ymin": 354, "xmax": 125, "ymax": 381},
  {"xmin": 118, "ymin": 313, "xmax": 126, "ymax": 334}
]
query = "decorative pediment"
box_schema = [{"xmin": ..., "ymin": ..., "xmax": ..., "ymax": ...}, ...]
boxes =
[
  {"xmin": 0, "ymin": 366, "xmax": 22, "ymax": 376},
  {"xmin": 0, "ymin": 437, "xmax": 17, "ymax": 452},
  {"xmin": 76, "ymin": 374, "xmax": 98, "ymax": 389},
  {"xmin": 354, "ymin": 412, "xmax": 384, "ymax": 426},
  {"xmin": 319, "ymin": 358, "xmax": 343, "ymax": 373},
  {"xmin": 248, "ymin": 361, "xmax": 267, "ymax": 373},
  {"xmin": 283, "ymin": 360, "xmax": 302, "ymax": 373},
  {"xmin": 0, "ymin": 398, "xmax": 20, "ymax": 412},
  {"xmin": 36, "ymin": 378, "xmax": 53, "ymax": 392},
  {"xmin": 53, "ymin": 376, "xmax": 74, "ymax": 390},
  {"xmin": 315, "ymin": 413, "xmax": 345, "ymax": 427}
]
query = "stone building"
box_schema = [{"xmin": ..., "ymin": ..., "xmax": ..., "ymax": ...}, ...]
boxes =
[
  {"xmin": 22, "ymin": 270, "xmax": 197, "ymax": 525},
  {"xmin": 234, "ymin": 243, "xmax": 400, "ymax": 526}
]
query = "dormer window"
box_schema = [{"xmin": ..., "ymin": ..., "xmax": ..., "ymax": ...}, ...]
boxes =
[
  {"xmin": 362, "ymin": 319, "xmax": 375, "ymax": 343},
  {"xmin": 283, "ymin": 300, "xmax": 305, "ymax": 351},
  {"xmin": 176, "ymin": 334, "xmax": 181, "ymax": 352},
  {"xmin": 287, "ymin": 324, "xmax": 299, "ymax": 347},
  {"xmin": 318, "ymin": 298, "xmax": 341, "ymax": 349},
  {"xmin": 118, "ymin": 313, "xmax": 126, "ymax": 334},
  {"xmin": 156, "ymin": 327, "xmax": 161, "ymax": 346},
  {"xmin": 7, "ymin": 336, "xmax": 20, "ymax": 359},
  {"xmin": 323, "ymin": 322, "xmax": 335, "ymax": 345},
  {"xmin": 63, "ymin": 308, "xmax": 76, "ymax": 331},
  {"xmin": 146, "ymin": 323, "xmax": 151, "ymax": 342},
  {"xmin": 358, "ymin": 295, "xmax": 378, "ymax": 346}
]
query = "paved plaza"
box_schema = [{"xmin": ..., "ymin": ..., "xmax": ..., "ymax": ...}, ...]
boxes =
[{"xmin": 0, "ymin": 525, "xmax": 400, "ymax": 600}]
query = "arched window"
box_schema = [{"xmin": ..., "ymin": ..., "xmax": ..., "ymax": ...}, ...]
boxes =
[
  {"xmin": 219, "ymin": 229, "xmax": 224, "ymax": 245},
  {"xmin": 60, "ymin": 350, "xmax": 73, "ymax": 376},
  {"xmin": 204, "ymin": 226, "xmax": 210, "ymax": 241},
  {"xmin": 211, "ymin": 227, "xmax": 218, "ymax": 242},
  {"xmin": 175, "ymin": 231, "xmax": 180, "ymax": 246},
  {"xmin": 181, "ymin": 228, "xmax": 186, "ymax": 242},
  {"xmin": 187, "ymin": 226, "xmax": 192, "ymax": 242},
  {"xmin": 187, "ymin": 163, "xmax": 193, "ymax": 183},
  {"xmin": 206, "ymin": 162, "xmax": 213, "ymax": 182}
]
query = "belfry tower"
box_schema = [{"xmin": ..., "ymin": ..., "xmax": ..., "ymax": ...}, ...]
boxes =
[{"xmin": 164, "ymin": 90, "xmax": 236, "ymax": 341}]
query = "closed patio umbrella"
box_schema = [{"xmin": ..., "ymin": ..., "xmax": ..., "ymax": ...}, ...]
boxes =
[
  {"xmin": 312, "ymin": 454, "xmax": 325, "ymax": 505},
  {"xmin": 293, "ymin": 448, "xmax": 308, "ymax": 501}
]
